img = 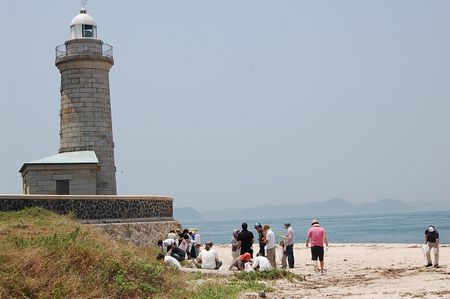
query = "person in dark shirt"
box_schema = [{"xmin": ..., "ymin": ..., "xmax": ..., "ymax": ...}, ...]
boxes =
[
  {"xmin": 167, "ymin": 245, "xmax": 186, "ymax": 261},
  {"xmin": 254, "ymin": 222, "xmax": 265, "ymax": 256},
  {"xmin": 424, "ymin": 225, "xmax": 440, "ymax": 268},
  {"xmin": 237, "ymin": 222, "xmax": 254, "ymax": 257}
]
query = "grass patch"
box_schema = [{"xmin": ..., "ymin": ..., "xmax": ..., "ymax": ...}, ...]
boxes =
[
  {"xmin": 234, "ymin": 268, "xmax": 305, "ymax": 282},
  {"xmin": 400, "ymin": 292, "xmax": 427, "ymax": 298},
  {"xmin": 192, "ymin": 280, "xmax": 270, "ymax": 299}
]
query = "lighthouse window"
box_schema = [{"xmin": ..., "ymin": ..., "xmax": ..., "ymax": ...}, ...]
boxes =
[{"xmin": 82, "ymin": 25, "xmax": 94, "ymax": 37}]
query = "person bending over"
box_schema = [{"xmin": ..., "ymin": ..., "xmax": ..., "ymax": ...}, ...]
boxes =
[
  {"xmin": 252, "ymin": 253, "xmax": 272, "ymax": 271},
  {"xmin": 157, "ymin": 253, "xmax": 180, "ymax": 269},
  {"xmin": 229, "ymin": 252, "xmax": 252, "ymax": 271}
]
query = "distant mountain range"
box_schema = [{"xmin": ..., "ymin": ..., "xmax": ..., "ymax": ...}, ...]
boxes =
[
  {"xmin": 173, "ymin": 207, "xmax": 205, "ymax": 222},
  {"xmin": 174, "ymin": 198, "xmax": 448, "ymax": 222}
]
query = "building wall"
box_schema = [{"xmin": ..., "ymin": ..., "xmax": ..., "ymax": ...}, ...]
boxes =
[
  {"xmin": 56, "ymin": 39, "xmax": 117, "ymax": 195},
  {"xmin": 21, "ymin": 164, "xmax": 97, "ymax": 195}
]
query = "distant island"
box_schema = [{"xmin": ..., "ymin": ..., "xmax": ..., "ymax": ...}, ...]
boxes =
[{"xmin": 174, "ymin": 198, "xmax": 448, "ymax": 222}]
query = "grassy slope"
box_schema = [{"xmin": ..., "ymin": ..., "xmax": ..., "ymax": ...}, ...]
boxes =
[
  {"xmin": 0, "ymin": 208, "xmax": 182, "ymax": 298},
  {"xmin": 0, "ymin": 208, "xmax": 300, "ymax": 299}
]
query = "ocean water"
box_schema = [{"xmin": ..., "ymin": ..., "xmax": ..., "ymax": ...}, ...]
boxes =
[{"xmin": 182, "ymin": 210, "xmax": 450, "ymax": 245}]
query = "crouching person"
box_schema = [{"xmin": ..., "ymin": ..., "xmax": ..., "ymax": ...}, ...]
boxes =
[
  {"xmin": 157, "ymin": 253, "xmax": 181, "ymax": 269},
  {"xmin": 252, "ymin": 253, "xmax": 272, "ymax": 271},
  {"xmin": 229, "ymin": 252, "xmax": 252, "ymax": 271},
  {"xmin": 193, "ymin": 241, "xmax": 222, "ymax": 270},
  {"xmin": 167, "ymin": 245, "xmax": 186, "ymax": 262}
]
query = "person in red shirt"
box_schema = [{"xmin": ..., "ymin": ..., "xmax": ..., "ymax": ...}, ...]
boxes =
[{"xmin": 306, "ymin": 219, "xmax": 329, "ymax": 274}]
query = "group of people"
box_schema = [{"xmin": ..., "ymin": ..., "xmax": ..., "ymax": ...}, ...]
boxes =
[
  {"xmin": 157, "ymin": 222, "xmax": 441, "ymax": 273},
  {"xmin": 156, "ymin": 228, "xmax": 202, "ymax": 268},
  {"xmin": 231, "ymin": 219, "xmax": 328, "ymax": 273},
  {"xmin": 157, "ymin": 228, "xmax": 224, "ymax": 270}
]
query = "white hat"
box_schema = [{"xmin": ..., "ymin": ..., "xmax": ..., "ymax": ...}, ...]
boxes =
[{"xmin": 428, "ymin": 226, "xmax": 435, "ymax": 232}]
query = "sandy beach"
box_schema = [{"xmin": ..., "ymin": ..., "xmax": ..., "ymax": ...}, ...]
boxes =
[{"xmin": 192, "ymin": 243, "xmax": 450, "ymax": 298}]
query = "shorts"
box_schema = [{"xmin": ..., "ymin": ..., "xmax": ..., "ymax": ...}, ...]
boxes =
[{"xmin": 311, "ymin": 246, "xmax": 324, "ymax": 261}]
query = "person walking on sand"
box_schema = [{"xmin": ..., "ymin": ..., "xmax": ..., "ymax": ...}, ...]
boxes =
[
  {"xmin": 424, "ymin": 225, "xmax": 440, "ymax": 268},
  {"xmin": 306, "ymin": 219, "xmax": 328, "ymax": 274},
  {"xmin": 237, "ymin": 222, "xmax": 254, "ymax": 257},
  {"xmin": 254, "ymin": 222, "xmax": 265, "ymax": 257},
  {"xmin": 263, "ymin": 224, "xmax": 277, "ymax": 268},
  {"xmin": 282, "ymin": 223, "xmax": 295, "ymax": 268}
]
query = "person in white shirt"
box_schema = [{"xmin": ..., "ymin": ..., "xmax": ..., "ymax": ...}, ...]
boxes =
[
  {"xmin": 252, "ymin": 253, "xmax": 272, "ymax": 271},
  {"xmin": 263, "ymin": 224, "xmax": 277, "ymax": 268},
  {"xmin": 157, "ymin": 253, "xmax": 181, "ymax": 269},
  {"xmin": 193, "ymin": 230, "xmax": 202, "ymax": 257},
  {"xmin": 157, "ymin": 238, "xmax": 175, "ymax": 254},
  {"xmin": 167, "ymin": 230, "xmax": 177, "ymax": 241},
  {"xmin": 193, "ymin": 241, "xmax": 222, "ymax": 270}
]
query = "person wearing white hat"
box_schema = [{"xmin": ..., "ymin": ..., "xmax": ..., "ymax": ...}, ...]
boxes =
[
  {"xmin": 424, "ymin": 225, "xmax": 440, "ymax": 268},
  {"xmin": 306, "ymin": 219, "xmax": 329, "ymax": 274}
]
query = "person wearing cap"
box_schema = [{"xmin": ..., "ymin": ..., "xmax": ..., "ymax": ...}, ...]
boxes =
[
  {"xmin": 424, "ymin": 225, "xmax": 440, "ymax": 268},
  {"xmin": 306, "ymin": 219, "xmax": 328, "ymax": 274},
  {"xmin": 254, "ymin": 222, "xmax": 265, "ymax": 257},
  {"xmin": 192, "ymin": 229, "xmax": 202, "ymax": 257},
  {"xmin": 263, "ymin": 224, "xmax": 277, "ymax": 268},
  {"xmin": 282, "ymin": 223, "xmax": 295, "ymax": 268},
  {"xmin": 194, "ymin": 241, "xmax": 222, "ymax": 270},
  {"xmin": 237, "ymin": 223, "xmax": 254, "ymax": 257},
  {"xmin": 229, "ymin": 252, "xmax": 252, "ymax": 270}
]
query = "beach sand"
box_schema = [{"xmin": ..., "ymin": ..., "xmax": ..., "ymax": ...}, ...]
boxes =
[{"xmin": 202, "ymin": 243, "xmax": 450, "ymax": 298}]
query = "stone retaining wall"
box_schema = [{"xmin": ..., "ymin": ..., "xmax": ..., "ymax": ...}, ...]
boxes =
[
  {"xmin": 92, "ymin": 221, "xmax": 182, "ymax": 248},
  {"xmin": 0, "ymin": 195, "xmax": 173, "ymax": 222}
]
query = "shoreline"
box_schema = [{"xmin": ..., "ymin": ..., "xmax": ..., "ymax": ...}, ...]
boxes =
[{"xmin": 192, "ymin": 243, "xmax": 449, "ymax": 298}]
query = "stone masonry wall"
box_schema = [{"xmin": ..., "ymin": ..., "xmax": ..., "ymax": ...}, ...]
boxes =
[
  {"xmin": 56, "ymin": 39, "xmax": 117, "ymax": 195},
  {"xmin": 92, "ymin": 221, "xmax": 182, "ymax": 248},
  {"xmin": 22, "ymin": 164, "xmax": 97, "ymax": 195},
  {"xmin": 0, "ymin": 195, "xmax": 173, "ymax": 221}
]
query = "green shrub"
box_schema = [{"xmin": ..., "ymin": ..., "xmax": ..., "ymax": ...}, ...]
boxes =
[{"xmin": 234, "ymin": 268, "xmax": 304, "ymax": 282}]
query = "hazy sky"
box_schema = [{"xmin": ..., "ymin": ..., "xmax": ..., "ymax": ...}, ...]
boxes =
[{"xmin": 1, "ymin": 0, "xmax": 449, "ymax": 210}]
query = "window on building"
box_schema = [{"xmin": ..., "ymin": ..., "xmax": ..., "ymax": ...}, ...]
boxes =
[{"xmin": 56, "ymin": 180, "xmax": 70, "ymax": 195}]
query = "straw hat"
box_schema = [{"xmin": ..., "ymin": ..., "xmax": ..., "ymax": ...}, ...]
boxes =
[{"xmin": 311, "ymin": 219, "xmax": 319, "ymax": 225}]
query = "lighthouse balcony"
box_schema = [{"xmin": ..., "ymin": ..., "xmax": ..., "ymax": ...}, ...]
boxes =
[{"xmin": 56, "ymin": 39, "xmax": 113, "ymax": 59}]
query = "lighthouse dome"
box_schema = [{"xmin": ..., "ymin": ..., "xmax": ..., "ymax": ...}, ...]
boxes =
[
  {"xmin": 70, "ymin": 8, "xmax": 97, "ymax": 39},
  {"xmin": 71, "ymin": 11, "xmax": 96, "ymax": 27}
]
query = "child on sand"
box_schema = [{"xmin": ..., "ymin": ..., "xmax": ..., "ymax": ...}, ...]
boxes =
[{"xmin": 278, "ymin": 240, "xmax": 287, "ymax": 269}]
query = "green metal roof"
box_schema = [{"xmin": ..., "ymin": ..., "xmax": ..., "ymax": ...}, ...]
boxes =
[{"xmin": 19, "ymin": 151, "xmax": 98, "ymax": 173}]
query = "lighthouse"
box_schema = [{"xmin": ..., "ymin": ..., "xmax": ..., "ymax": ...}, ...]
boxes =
[{"xmin": 20, "ymin": 3, "xmax": 117, "ymax": 195}]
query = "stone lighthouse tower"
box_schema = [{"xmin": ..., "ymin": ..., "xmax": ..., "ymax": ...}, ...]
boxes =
[{"xmin": 55, "ymin": 4, "xmax": 117, "ymax": 195}]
